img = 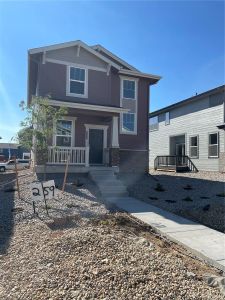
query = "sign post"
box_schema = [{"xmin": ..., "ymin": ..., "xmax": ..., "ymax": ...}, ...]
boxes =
[{"xmin": 31, "ymin": 180, "xmax": 57, "ymax": 215}]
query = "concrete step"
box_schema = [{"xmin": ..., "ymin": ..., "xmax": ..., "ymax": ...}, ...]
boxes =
[
  {"xmin": 101, "ymin": 191, "xmax": 129, "ymax": 197},
  {"xmin": 98, "ymin": 186, "xmax": 127, "ymax": 193},
  {"xmin": 97, "ymin": 181, "xmax": 126, "ymax": 188},
  {"xmin": 91, "ymin": 175, "xmax": 116, "ymax": 182}
]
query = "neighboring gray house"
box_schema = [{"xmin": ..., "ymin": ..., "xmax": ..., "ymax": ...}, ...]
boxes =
[
  {"xmin": 149, "ymin": 85, "xmax": 225, "ymax": 172},
  {"xmin": 28, "ymin": 40, "xmax": 161, "ymax": 173}
]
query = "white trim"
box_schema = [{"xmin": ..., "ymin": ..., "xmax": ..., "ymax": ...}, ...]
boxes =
[
  {"xmin": 76, "ymin": 45, "xmax": 80, "ymax": 57},
  {"xmin": 91, "ymin": 44, "xmax": 139, "ymax": 72},
  {"xmin": 49, "ymin": 99, "xmax": 130, "ymax": 113},
  {"xmin": 189, "ymin": 135, "xmax": 199, "ymax": 159},
  {"xmin": 120, "ymin": 149, "xmax": 148, "ymax": 152},
  {"xmin": 208, "ymin": 132, "xmax": 219, "ymax": 158},
  {"xmin": 45, "ymin": 58, "xmax": 108, "ymax": 73},
  {"xmin": 119, "ymin": 69, "xmax": 161, "ymax": 80},
  {"xmin": 53, "ymin": 116, "xmax": 76, "ymax": 147},
  {"xmin": 29, "ymin": 40, "xmax": 121, "ymax": 70},
  {"xmin": 42, "ymin": 52, "xmax": 46, "ymax": 64},
  {"xmin": 66, "ymin": 65, "xmax": 88, "ymax": 98},
  {"xmin": 84, "ymin": 124, "xmax": 108, "ymax": 164},
  {"xmin": 119, "ymin": 76, "xmax": 138, "ymax": 135},
  {"xmin": 111, "ymin": 116, "xmax": 119, "ymax": 147}
]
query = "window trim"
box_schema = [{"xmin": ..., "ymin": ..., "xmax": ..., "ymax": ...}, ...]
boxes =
[
  {"xmin": 53, "ymin": 117, "xmax": 76, "ymax": 147},
  {"xmin": 119, "ymin": 76, "xmax": 138, "ymax": 135},
  {"xmin": 165, "ymin": 112, "xmax": 170, "ymax": 125},
  {"xmin": 189, "ymin": 135, "xmax": 199, "ymax": 159},
  {"xmin": 208, "ymin": 132, "xmax": 219, "ymax": 158},
  {"xmin": 121, "ymin": 78, "xmax": 137, "ymax": 100},
  {"xmin": 66, "ymin": 66, "xmax": 88, "ymax": 98},
  {"xmin": 149, "ymin": 116, "xmax": 159, "ymax": 132},
  {"xmin": 121, "ymin": 112, "xmax": 137, "ymax": 135}
]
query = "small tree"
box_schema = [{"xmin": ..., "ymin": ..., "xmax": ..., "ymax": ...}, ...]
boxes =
[{"xmin": 19, "ymin": 95, "xmax": 67, "ymax": 166}]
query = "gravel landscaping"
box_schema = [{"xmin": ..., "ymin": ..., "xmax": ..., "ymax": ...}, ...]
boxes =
[
  {"xmin": 0, "ymin": 170, "xmax": 225, "ymax": 299},
  {"xmin": 119, "ymin": 170, "xmax": 225, "ymax": 233}
]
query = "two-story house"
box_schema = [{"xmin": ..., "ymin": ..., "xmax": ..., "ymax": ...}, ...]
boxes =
[
  {"xmin": 28, "ymin": 40, "xmax": 161, "ymax": 173},
  {"xmin": 149, "ymin": 85, "xmax": 225, "ymax": 172}
]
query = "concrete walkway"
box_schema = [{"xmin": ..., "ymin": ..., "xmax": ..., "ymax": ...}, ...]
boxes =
[{"xmin": 106, "ymin": 196, "xmax": 225, "ymax": 272}]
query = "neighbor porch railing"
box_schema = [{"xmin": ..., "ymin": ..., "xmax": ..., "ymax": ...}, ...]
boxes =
[
  {"xmin": 48, "ymin": 146, "xmax": 89, "ymax": 167},
  {"xmin": 154, "ymin": 155, "xmax": 198, "ymax": 172}
]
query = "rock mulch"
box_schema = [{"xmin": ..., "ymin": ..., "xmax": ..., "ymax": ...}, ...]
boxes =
[
  {"xmin": 0, "ymin": 171, "xmax": 224, "ymax": 299},
  {"xmin": 120, "ymin": 170, "xmax": 225, "ymax": 233}
]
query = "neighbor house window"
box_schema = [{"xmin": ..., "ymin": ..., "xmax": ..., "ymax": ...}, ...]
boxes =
[
  {"xmin": 122, "ymin": 113, "xmax": 135, "ymax": 133},
  {"xmin": 55, "ymin": 120, "xmax": 73, "ymax": 147},
  {"xmin": 149, "ymin": 116, "xmax": 159, "ymax": 131},
  {"xmin": 122, "ymin": 79, "xmax": 136, "ymax": 99},
  {"xmin": 189, "ymin": 135, "xmax": 199, "ymax": 158},
  {"xmin": 208, "ymin": 132, "xmax": 219, "ymax": 158},
  {"xmin": 0, "ymin": 148, "xmax": 3, "ymax": 154},
  {"xmin": 67, "ymin": 66, "xmax": 87, "ymax": 97},
  {"xmin": 165, "ymin": 112, "xmax": 170, "ymax": 125}
]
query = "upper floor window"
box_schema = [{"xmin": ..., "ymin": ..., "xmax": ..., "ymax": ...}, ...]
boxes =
[
  {"xmin": 189, "ymin": 135, "xmax": 199, "ymax": 158},
  {"xmin": 165, "ymin": 112, "xmax": 170, "ymax": 125},
  {"xmin": 122, "ymin": 79, "xmax": 136, "ymax": 100},
  {"xmin": 149, "ymin": 116, "xmax": 158, "ymax": 131},
  {"xmin": 67, "ymin": 66, "xmax": 87, "ymax": 98},
  {"xmin": 208, "ymin": 132, "xmax": 219, "ymax": 158},
  {"xmin": 55, "ymin": 120, "xmax": 73, "ymax": 147}
]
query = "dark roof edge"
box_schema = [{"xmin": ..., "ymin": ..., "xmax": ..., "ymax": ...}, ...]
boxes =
[{"xmin": 149, "ymin": 84, "xmax": 225, "ymax": 117}]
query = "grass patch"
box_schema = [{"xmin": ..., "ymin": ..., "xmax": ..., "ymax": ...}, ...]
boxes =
[
  {"xmin": 216, "ymin": 192, "xmax": 225, "ymax": 197},
  {"xmin": 154, "ymin": 183, "xmax": 165, "ymax": 192},
  {"xmin": 182, "ymin": 196, "xmax": 193, "ymax": 202},
  {"xmin": 149, "ymin": 196, "xmax": 158, "ymax": 200},
  {"xmin": 183, "ymin": 184, "xmax": 193, "ymax": 190}
]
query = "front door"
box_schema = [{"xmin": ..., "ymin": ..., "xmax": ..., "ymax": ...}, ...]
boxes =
[{"xmin": 89, "ymin": 129, "xmax": 104, "ymax": 164}]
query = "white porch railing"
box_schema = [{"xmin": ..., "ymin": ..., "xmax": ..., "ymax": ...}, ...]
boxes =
[{"xmin": 48, "ymin": 146, "xmax": 89, "ymax": 166}]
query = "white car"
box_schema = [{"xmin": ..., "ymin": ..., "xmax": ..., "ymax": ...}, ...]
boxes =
[{"xmin": 0, "ymin": 159, "xmax": 30, "ymax": 172}]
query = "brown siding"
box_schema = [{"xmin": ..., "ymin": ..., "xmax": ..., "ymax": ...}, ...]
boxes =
[
  {"xmin": 38, "ymin": 62, "xmax": 121, "ymax": 107},
  {"xmin": 119, "ymin": 79, "xmax": 149, "ymax": 150}
]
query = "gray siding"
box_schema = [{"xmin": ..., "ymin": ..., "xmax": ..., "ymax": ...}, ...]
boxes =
[{"xmin": 149, "ymin": 94, "xmax": 225, "ymax": 171}]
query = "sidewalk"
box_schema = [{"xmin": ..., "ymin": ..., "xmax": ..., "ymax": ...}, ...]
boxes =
[{"xmin": 106, "ymin": 196, "xmax": 225, "ymax": 272}]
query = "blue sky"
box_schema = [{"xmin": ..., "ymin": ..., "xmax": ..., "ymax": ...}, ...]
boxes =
[{"xmin": 0, "ymin": 0, "xmax": 224, "ymax": 142}]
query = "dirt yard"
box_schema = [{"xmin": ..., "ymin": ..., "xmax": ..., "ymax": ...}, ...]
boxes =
[
  {"xmin": 119, "ymin": 170, "xmax": 225, "ymax": 233},
  {"xmin": 0, "ymin": 170, "xmax": 224, "ymax": 299}
]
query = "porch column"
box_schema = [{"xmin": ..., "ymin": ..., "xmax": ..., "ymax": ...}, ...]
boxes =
[
  {"xmin": 111, "ymin": 116, "xmax": 119, "ymax": 148},
  {"xmin": 110, "ymin": 116, "xmax": 120, "ymax": 167}
]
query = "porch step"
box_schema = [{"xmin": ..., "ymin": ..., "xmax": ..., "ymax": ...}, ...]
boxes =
[{"xmin": 89, "ymin": 169, "xmax": 128, "ymax": 198}]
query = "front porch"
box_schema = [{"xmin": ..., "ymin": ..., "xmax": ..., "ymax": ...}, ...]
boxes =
[{"xmin": 36, "ymin": 103, "xmax": 127, "ymax": 171}]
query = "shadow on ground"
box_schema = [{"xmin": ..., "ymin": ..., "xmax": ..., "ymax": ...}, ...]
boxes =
[{"xmin": 0, "ymin": 173, "xmax": 15, "ymax": 255}]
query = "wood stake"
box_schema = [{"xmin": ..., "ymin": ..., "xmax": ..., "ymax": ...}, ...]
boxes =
[
  {"xmin": 62, "ymin": 154, "xmax": 70, "ymax": 194},
  {"xmin": 14, "ymin": 159, "xmax": 21, "ymax": 199}
]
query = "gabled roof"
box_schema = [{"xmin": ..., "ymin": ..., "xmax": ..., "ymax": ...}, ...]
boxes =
[
  {"xmin": 149, "ymin": 84, "xmax": 225, "ymax": 118},
  {"xmin": 29, "ymin": 40, "xmax": 121, "ymax": 70},
  {"xmin": 91, "ymin": 44, "xmax": 139, "ymax": 72},
  {"xmin": 28, "ymin": 39, "xmax": 161, "ymax": 82}
]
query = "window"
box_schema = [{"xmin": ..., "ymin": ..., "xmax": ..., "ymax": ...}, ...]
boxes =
[
  {"xmin": 0, "ymin": 148, "xmax": 3, "ymax": 154},
  {"xmin": 149, "ymin": 116, "xmax": 159, "ymax": 131},
  {"xmin": 67, "ymin": 66, "xmax": 87, "ymax": 97},
  {"xmin": 189, "ymin": 135, "xmax": 199, "ymax": 158},
  {"xmin": 208, "ymin": 132, "xmax": 219, "ymax": 158},
  {"xmin": 123, "ymin": 79, "xmax": 136, "ymax": 99},
  {"xmin": 165, "ymin": 112, "xmax": 170, "ymax": 125},
  {"xmin": 55, "ymin": 120, "xmax": 73, "ymax": 147},
  {"xmin": 122, "ymin": 113, "xmax": 135, "ymax": 133}
]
